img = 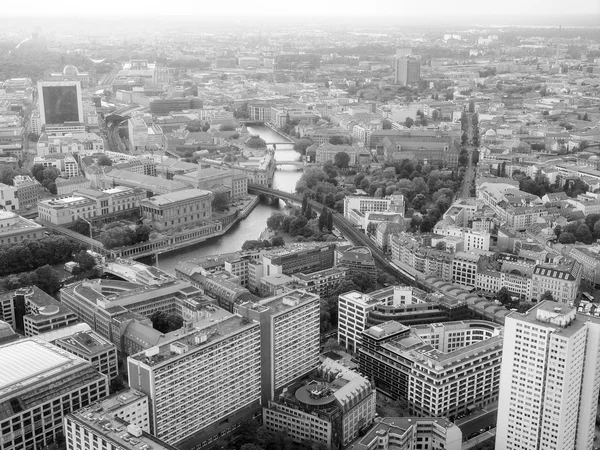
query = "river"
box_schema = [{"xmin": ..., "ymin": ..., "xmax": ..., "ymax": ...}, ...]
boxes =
[{"xmin": 156, "ymin": 125, "xmax": 303, "ymax": 275}]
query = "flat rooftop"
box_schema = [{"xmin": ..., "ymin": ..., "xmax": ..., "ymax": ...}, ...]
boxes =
[
  {"xmin": 0, "ymin": 338, "xmax": 90, "ymax": 398},
  {"xmin": 130, "ymin": 309, "xmax": 256, "ymax": 367}
]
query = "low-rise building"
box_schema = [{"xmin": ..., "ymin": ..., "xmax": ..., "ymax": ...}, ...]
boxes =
[
  {"xmin": 291, "ymin": 267, "xmax": 347, "ymax": 297},
  {"xmin": 0, "ymin": 175, "xmax": 39, "ymax": 211},
  {"xmin": 54, "ymin": 329, "xmax": 119, "ymax": 380},
  {"xmin": 64, "ymin": 389, "xmax": 176, "ymax": 450},
  {"xmin": 349, "ymin": 417, "xmax": 462, "ymax": 450},
  {"xmin": 264, "ymin": 358, "xmax": 376, "ymax": 449},
  {"xmin": 336, "ymin": 246, "xmax": 377, "ymax": 284}
]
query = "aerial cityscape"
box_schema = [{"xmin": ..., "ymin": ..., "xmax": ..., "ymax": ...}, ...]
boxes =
[{"xmin": 0, "ymin": 3, "xmax": 600, "ymax": 450}]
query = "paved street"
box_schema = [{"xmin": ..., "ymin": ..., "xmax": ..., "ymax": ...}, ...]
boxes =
[{"xmin": 456, "ymin": 403, "xmax": 497, "ymax": 441}]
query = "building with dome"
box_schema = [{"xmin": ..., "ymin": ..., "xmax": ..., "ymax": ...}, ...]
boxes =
[
  {"xmin": 483, "ymin": 128, "xmax": 497, "ymax": 144},
  {"xmin": 48, "ymin": 64, "xmax": 92, "ymax": 87}
]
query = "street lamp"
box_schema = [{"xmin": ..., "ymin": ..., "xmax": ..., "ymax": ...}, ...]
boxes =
[{"xmin": 76, "ymin": 213, "xmax": 94, "ymax": 255}]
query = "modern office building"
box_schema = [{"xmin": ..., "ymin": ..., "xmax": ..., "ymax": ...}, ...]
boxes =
[
  {"xmin": 394, "ymin": 55, "xmax": 421, "ymax": 86},
  {"xmin": 37, "ymin": 81, "xmax": 84, "ymax": 126},
  {"xmin": 495, "ymin": 302, "xmax": 600, "ymax": 450},
  {"xmin": 0, "ymin": 286, "xmax": 79, "ymax": 337},
  {"xmin": 139, "ymin": 188, "xmax": 213, "ymax": 232},
  {"xmin": 337, "ymin": 285, "xmax": 471, "ymax": 354},
  {"xmin": 53, "ymin": 329, "xmax": 119, "ymax": 380},
  {"xmin": 235, "ymin": 290, "xmax": 321, "ymax": 404},
  {"xmin": 127, "ymin": 309, "xmax": 262, "ymax": 447},
  {"xmin": 350, "ymin": 417, "xmax": 462, "ymax": 450},
  {"xmin": 359, "ymin": 320, "xmax": 503, "ymax": 418},
  {"xmin": 290, "ymin": 267, "xmax": 347, "ymax": 297},
  {"xmin": 261, "ymin": 243, "xmax": 336, "ymax": 277},
  {"xmin": 63, "ymin": 389, "xmax": 177, "ymax": 450},
  {"xmin": 264, "ymin": 358, "xmax": 376, "ymax": 449},
  {"xmin": 0, "ymin": 337, "xmax": 109, "ymax": 450}
]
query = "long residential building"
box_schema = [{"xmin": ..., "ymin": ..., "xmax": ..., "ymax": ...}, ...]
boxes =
[
  {"xmin": 359, "ymin": 320, "xmax": 503, "ymax": 418},
  {"xmin": 496, "ymin": 302, "xmax": 600, "ymax": 450},
  {"xmin": 128, "ymin": 309, "xmax": 262, "ymax": 448},
  {"xmin": 0, "ymin": 337, "xmax": 109, "ymax": 450}
]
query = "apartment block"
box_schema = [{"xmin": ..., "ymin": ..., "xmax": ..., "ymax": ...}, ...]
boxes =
[
  {"xmin": 128, "ymin": 311, "xmax": 262, "ymax": 447},
  {"xmin": 235, "ymin": 290, "xmax": 321, "ymax": 404},
  {"xmin": 496, "ymin": 302, "xmax": 600, "ymax": 450}
]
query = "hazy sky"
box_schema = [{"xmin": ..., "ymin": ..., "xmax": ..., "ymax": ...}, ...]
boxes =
[{"xmin": 3, "ymin": 0, "xmax": 598, "ymax": 17}]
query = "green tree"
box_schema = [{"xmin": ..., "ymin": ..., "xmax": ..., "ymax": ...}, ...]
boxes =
[
  {"xmin": 33, "ymin": 264, "xmax": 62, "ymax": 294},
  {"xmin": 0, "ymin": 166, "xmax": 16, "ymax": 185},
  {"xmin": 334, "ymin": 152, "xmax": 350, "ymax": 169},
  {"xmin": 135, "ymin": 224, "xmax": 151, "ymax": 243},
  {"xmin": 31, "ymin": 163, "xmax": 45, "ymax": 183},
  {"xmin": 74, "ymin": 250, "xmax": 96, "ymax": 271},
  {"xmin": 540, "ymin": 291, "xmax": 554, "ymax": 301},
  {"xmin": 150, "ymin": 311, "xmax": 184, "ymax": 333},
  {"xmin": 404, "ymin": 117, "xmax": 414, "ymax": 128},
  {"xmin": 72, "ymin": 218, "xmax": 90, "ymax": 237},
  {"xmin": 382, "ymin": 119, "xmax": 392, "ymax": 129},
  {"xmin": 497, "ymin": 286, "xmax": 512, "ymax": 305},
  {"xmin": 575, "ymin": 224, "xmax": 593, "ymax": 244},
  {"xmin": 267, "ymin": 212, "xmax": 286, "ymax": 231},
  {"xmin": 558, "ymin": 232, "xmax": 576, "ymax": 244},
  {"xmin": 211, "ymin": 191, "xmax": 230, "ymax": 211},
  {"xmin": 271, "ymin": 236, "xmax": 285, "ymax": 247},
  {"xmin": 350, "ymin": 271, "xmax": 375, "ymax": 292},
  {"xmin": 97, "ymin": 154, "xmax": 113, "ymax": 166},
  {"xmin": 329, "ymin": 135, "xmax": 351, "ymax": 145},
  {"xmin": 293, "ymin": 139, "xmax": 313, "ymax": 155},
  {"xmin": 326, "ymin": 211, "xmax": 333, "ymax": 232}
]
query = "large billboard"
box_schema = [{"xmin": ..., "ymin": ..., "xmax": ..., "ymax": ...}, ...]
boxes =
[{"xmin": 41, "ymin": 84, "xmax": 80, "ymax": 125}]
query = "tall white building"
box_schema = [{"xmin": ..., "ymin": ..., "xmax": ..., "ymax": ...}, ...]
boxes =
[
  {"xmin": 496, "ymin": 301, "xmax": 600, "ymax": 450},
  {"xmin": 236, "ymin": 290, "xmax": 321, "ymax": 404}
]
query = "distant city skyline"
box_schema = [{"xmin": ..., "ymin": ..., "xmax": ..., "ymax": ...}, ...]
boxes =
[{"xmin": 1, "ymin": 0, "xmax": 597, "ymax": 19}]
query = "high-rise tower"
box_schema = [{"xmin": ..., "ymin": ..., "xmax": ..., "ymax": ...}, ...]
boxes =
[{"xmin": 496, "ymin": 301, "xmax": 600, "ymax": 450}]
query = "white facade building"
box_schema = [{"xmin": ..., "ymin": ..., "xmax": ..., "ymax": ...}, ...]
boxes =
[{"xmin": 496, "ymin": 302, "xmax": 600, "ymax": 450}]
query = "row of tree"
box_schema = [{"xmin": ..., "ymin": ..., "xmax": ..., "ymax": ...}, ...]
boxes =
[
  {"xmin": 0, "ymin": 235, "xmax": 82, "ymax": 277},
  {"xmin": 241, "ymin": 236, "xmax": 285, "ymax": 251}
]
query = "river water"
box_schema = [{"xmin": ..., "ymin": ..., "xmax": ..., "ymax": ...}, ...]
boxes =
[{"xmin": 156, "ymin": 125, "xmax": 302, "ymax": 274}]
